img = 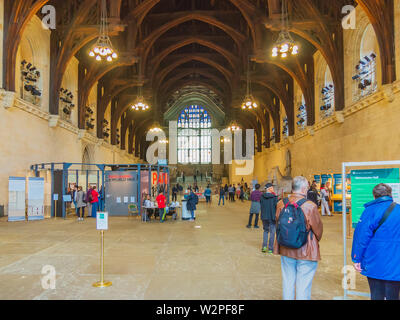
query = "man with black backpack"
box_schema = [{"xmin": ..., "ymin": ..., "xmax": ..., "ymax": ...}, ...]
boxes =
[{"xmin": 274, "ymin": 176, "xmax": 323, "ymax": 300}]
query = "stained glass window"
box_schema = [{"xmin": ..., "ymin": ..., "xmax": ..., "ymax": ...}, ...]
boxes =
[{"xmin": 177, "ymin": 105, "xmax": 212, "ymax": 164}]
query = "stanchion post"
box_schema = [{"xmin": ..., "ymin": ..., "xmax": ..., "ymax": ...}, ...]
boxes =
[{"xmin": 93, "ymin": 212, "xmax": 111, "ymax": 288}]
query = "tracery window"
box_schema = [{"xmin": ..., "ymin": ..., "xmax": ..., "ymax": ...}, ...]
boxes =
[{"xmin": 177, "ymin": 105, "xmax": 212, "ymax": 164}]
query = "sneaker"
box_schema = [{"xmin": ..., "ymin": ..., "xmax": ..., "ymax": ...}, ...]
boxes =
[
  {"xmin": 254, "ymin": 226, "xmax": 260, "ymax": 229},
  {"xmin": 268, "ymin": 250, "xmax": 273, "ymax": 254},
  {"xmin": 246, "ymin": 225, "xmax": 251, "ymax": 229},
  {"xmin": 262, "ymin": 247, "xmax": 267, "ymax": 253}
]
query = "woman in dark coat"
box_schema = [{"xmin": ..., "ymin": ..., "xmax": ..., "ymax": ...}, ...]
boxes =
[{"xmin": 186, "ymin": 189, "xmax": 198, "ymax": 221}]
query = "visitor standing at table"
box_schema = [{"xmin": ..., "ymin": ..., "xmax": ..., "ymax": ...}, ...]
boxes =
[
  {"xmin": 156, "ymin": 191, "xmax": 167, "ymax": 223},
  {"xmin": 186, "ymin": 188, "xmax": 198, "ymax": 222},
  {"xmin": 90, "ymin": 186, "xmax": 99, "ymax": 218}
]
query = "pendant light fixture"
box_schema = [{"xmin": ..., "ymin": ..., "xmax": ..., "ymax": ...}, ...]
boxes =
[
  {"xmin": 272, "ymin": 0, "xmax": 299, "ymax": 58},
  {"xmin": 149, "ymin": 121, "xmax": 163, "ymax": 133},
  {"xmin": 228, "ymin": 122, "xmax": 241, "ymax": 131},
  {"xmin": 131, "ymin": 59, "xmax": 150, "ymax": 111},
  {"xmin": 241, "ymin": 57, "xmax": 258, "ymax": 110},
  {"xmin": 89, "ymin": 0, "xmax": 118, "ymax": 62}
]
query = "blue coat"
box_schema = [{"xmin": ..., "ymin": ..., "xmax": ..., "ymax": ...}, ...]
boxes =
[
  {"xmin": 186, "ymin": 192, "xmax": 198, "ymax": 211},
  {"xmin": 351, "ymin": 196, "xmax": 400, "ymax": 281}
]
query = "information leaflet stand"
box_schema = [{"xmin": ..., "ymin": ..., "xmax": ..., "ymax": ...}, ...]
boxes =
[{"xmin": 93, "ymin": 212, "xmax": 112, "ymax": 288}]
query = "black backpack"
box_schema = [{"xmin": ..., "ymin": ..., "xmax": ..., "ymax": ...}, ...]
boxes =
[{"xmin": 276, "ymin": 198, "xmax": 310, "ymax": 249}]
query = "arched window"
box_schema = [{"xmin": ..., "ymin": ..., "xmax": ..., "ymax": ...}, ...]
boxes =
[
  {"xmin": 297, "ymin": 95, "xmax": 307, "ymax": 130},
  {"xmin": 352, "ymin": 24, "xmax": 378, "ymax": 100},
  {"xmin": 321, "ymin": 67, "xmax": 334, "ymax": 119},
  {"xmin": 177, "ymin": 105, "xmax": 212, "ymax": 164}
]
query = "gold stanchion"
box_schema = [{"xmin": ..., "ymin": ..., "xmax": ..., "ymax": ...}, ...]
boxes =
[
  {"xmin": 54, "ymin": 199, "xmax": 57, "ymax": 219},
  {"xmin": 93, "ymin": 230, "xmax": 112, "ymax": 287}
]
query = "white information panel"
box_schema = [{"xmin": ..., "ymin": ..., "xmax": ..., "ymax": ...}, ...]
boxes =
[
  {"xmin": 96, "ymin": 212, "xmax": 108, "ymax": 230},
  {"xmin": 8, "ymin": 177, "xmax": 26, "ymax": 222},
  {"xmin": 28, "ymin": 177, "xmax": 45, "ymax": 221}
]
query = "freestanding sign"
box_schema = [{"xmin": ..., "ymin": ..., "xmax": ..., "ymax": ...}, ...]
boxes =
[
  {"xmin": 96, "ymin": 212, "xmax": 108, "ymax": 230},
  {"xmin": 27, "ymin": 177, "xmax": 45, "ymax": 221},
  {"xmin": 93, "ymin": 211, "xmax": 111, "ymax": 288},
  {"xmin": 8, "ymin": 177, "xmax": 26, "ymax": 221},
  {"xmin": 350, "ymin": 168, "xmax": 400, "ymax": 227}
]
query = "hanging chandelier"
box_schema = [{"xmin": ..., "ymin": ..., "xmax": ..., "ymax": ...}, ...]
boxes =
[
  {"xmin": 89, "ymin": 0, "xmax": 118, "ymax": 62},
  {"xmin": 228, "ymin": 123, "xmax": 241, "ymax": 131},
  {"xmin": 131, "ymin": 59, "xmax": 150, "ymax": 111},
  {"xmin": 241, "ymin": 58, "xmax": 258, "ymax": 110},
  {"xmin": 272, "ymin": 0, "xmax": 299, "ymax": 58},
  {"xmin": 149, "ymin": 122, "xmax": 162, "ymax": 133}
]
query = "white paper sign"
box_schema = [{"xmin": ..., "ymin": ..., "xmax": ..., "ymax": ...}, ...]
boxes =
[
  {"xmin": 130, "ymin": 197, "xmax": 135, "ymax": 203},
  {"xmin": 96, "ymin": 212, "xmax": 108, "ymax": 230},
  {"xmin": 388, "ymin": 183, "xmax": 400, "ymax": 204},
  {"xmin": 124, "ymin": 196, "xmax": 129, "ymax": 203},
  {"xmin": 116, "ymin": 197, "xmax": 121, "ymax": 203}
]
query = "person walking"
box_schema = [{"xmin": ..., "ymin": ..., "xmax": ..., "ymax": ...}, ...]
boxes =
[
  {"xmin": 247, "ymin": 184, "xmax": 262, "ymax": 229},
  {"xmin": 351, "ymin": 183, "xmax": 400, "ymax": 300},
  {"xmin": 218, "ymin": 185, "xmax": 225, "ymax": 206},
  {"xmin": 274, "ymin": 176, "xmax": 323, "ymax": 300},
  {"xmin": 156, "ymin": 191, "xmax": 167, "ymax": 222},
  {"xmin": 172, "ymin": 185, "xmax": 178, "ymax": 202},
  {"xmin": 224, "ymin": 184, "xmax": 229, "ymax": 199},
  {"xmin": 186, "ymin": 189, "xmax": 198, "ymax": 222},
  {"xmin": 239, "ymin": 186, "xmax": 245, "ymax": 202},
  {"xmin": 228, "ymin": 185, "xmax": 235, "ymax": 202},
  {"xmin": 204, "ymin": 185, "xmax": 212, "ymax": 205},
  {"xmin": 75, "ymin": 186, "xmax": 86, "ymax": 221},
  {"xmin": 307, "ymin": 181, "xmax": 319, "ymax": 206},
  {"xmin": 90, "ymin": 186, "xmax": 99, "ymax": 218},
  {"xmin": 260, "ymin": 183, "xmax": 278, "ymax": 253},
  {"xmin": 320, "ymin": 183, "xmax": 332, "ymax": 216}
]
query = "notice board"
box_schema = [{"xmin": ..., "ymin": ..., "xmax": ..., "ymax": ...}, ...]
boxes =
[
  {"xmin": 8, "ymin": 177, "xmax": 26, "ymax": 221},
  {"xmin": 350, "ymin": 168, "xmax": 400, "ymax": 228},
  {"xmin": 27, "ymin": 177, "xmax": 45, "ymax": 221},
  {"xmin": 104, "ymin": 171, "xmax": 138, "ymax": 216}
]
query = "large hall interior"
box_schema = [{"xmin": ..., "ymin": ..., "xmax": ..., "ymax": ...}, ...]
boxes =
[{"xmin": 0, "ymin": 0, "xmax": 399, "ymax": 301}]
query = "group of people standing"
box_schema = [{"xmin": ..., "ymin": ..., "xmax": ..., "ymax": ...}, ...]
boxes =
[
  {"xmin": 306, "ymin": 180, "xmax": 333, "ymax": 216},
  {"xmin": 247, "ymin": 177, "xmax": 400, "ymax": 300},
  {"xmin": 218, "ymin": 183, "xmax": 248, "ymax": 205},
  {"xmin": 70, "ymin": 185, "xmax": 100, "ymax": 220}
]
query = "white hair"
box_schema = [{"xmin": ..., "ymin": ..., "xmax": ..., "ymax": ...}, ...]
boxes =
[{"xmin": 292, "ymin": 176, "xmax": 309, "ymax": 192}]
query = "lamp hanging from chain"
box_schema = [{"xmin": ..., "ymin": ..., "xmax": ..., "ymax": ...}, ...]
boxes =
[
  {"xmin": 272, "ymin": 0, "xmax": 299, "ymax": 58},
  {"xmin": 241, "ymin": 57, "xmax": 258, "ymax": 110},
  {"xmin": 149, "ymin": 121, "xmax": 162, "ymax": 133},
  {"xmin": 89, "ymin": 0, "xmax": 118, "ymax": 62},
  {"xmin": 131, "ymin": 59, "xmax": 150, "ymax": 111},
  {"xmin": 228, "ymin": 122, "xmax": 241, "ymax": 131}
]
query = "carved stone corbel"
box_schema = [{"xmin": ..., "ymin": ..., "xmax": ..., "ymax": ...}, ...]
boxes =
[
  {"xmin": 48, "ymin": 115, "xmax": 60, "ymax": 127},
  {"xmin": 0, "ymin": 89, "xmax": 16, "ymax": 109},
  {"xmin": 335, "ymin": 111, "xmax": 345, "ymax": 124}
]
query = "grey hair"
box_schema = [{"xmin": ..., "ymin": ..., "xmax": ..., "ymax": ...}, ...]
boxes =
[{"xmin": 292, "ymin": 176, "xmax": 309, "ymax": 192}]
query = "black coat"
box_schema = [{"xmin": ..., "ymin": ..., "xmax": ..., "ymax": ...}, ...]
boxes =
[
  {"xmin": 260, "ymin": 192, "xmax": 278, "ymax": 222},
  {"xmin": 186, "ymin": 192, "xmax": 198, "ymax": 211},
  {"xmin": 307, "ymin": 187, "xmax": 319, "ymax": 206}
]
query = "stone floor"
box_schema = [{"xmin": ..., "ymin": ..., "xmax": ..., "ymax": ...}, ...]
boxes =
[{"xmin": 0, "ymin": 198, "xmax": 369, "ymax": 300}]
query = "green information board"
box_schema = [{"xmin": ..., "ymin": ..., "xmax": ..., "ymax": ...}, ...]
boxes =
[{"xmin": 350, "ymin": 168, "xmax": 400, "ymax": 228}]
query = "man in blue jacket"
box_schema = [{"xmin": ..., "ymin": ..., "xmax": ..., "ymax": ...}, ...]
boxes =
[{"xmin": 351, "ymin": 183, "xmax": 400, "ymax": 300}]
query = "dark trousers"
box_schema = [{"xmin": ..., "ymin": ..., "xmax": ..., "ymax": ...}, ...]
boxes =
[
  {"xmin": 229, "ymin": 193, "xmax": 235, "ymax": 201},
  {"xmin": 368, "ymin": 277, "xmax": 400, "ymax": 300},
  {"xmin": 248, "ymin": 213, "xmax": 259, "ymax": 227},
  {"xmin": 76, "ymin": 207, "xmax": 85, "ymax": 218},
  {"xmin": 172, "ymin": 193, "xmax": 177, "ymax": 201},
  {"xmin": 262, "ymin": 220, "xmax": 276, "ymax": 250}
]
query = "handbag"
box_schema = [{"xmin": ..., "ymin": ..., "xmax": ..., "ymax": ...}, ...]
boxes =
[{"xmin": 373, "ymin": 202, "xmax": 397, "ymax": 235}]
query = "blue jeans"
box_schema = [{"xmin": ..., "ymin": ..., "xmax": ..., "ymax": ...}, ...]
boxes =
[
  {"xmin": 91, "ymin": 202, "xmax": 98, "ymax": 218},
  {"xmin": 281, "ymin": 256, "xmax": 318, "ymax": 300},
  {"xmin": 190, "ymin": 210, "xmax": 195, "ymax": 220},
  {"xmin": 218, "ymin": 195, "xmax": 225, "ymax": 205},
  {"xmin": 262, "ymin": 220, "xmax": 276, "ymax": 250},
  {"xmin": 248, "ymin": 213, "xmax": 259, "ymax": 227},
  {"xmin": 205, "ymin": 196, "xmax": 211, "ymax": 203}
]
